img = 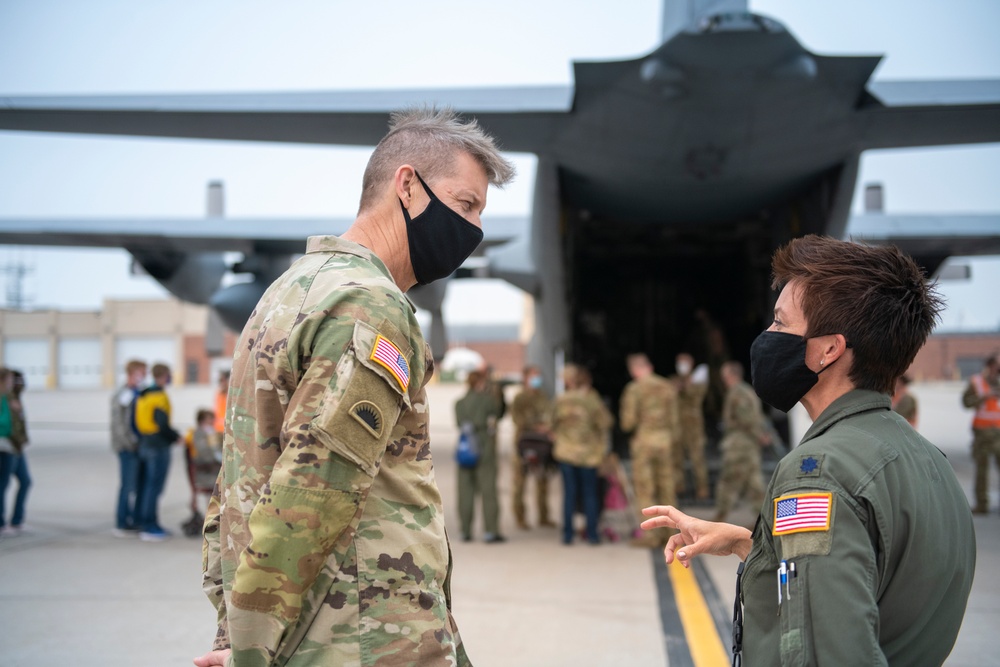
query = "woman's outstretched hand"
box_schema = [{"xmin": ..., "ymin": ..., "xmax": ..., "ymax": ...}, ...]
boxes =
[{"xmin": 640, "ymin": 505, "xmax": 753, "ymax": 567}]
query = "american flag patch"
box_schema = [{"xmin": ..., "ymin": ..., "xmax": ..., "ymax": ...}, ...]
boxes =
[
  {"xmin": 370, "ymin": 335, "xmax": 410, "ymax": 392},
  {"xmin": 772, "ymin": 492, "xmax": 833, "ymax": 536}
]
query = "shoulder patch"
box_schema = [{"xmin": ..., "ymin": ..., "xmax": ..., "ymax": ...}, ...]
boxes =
[
  {"xmin": 797, "ymin": 454, "xmax": 823, "ymax": 477},
  {"xmin": 370, "ymin": 334, "xmax": 410, "ymax": 392},
  {"xmin": 350, "ymin": 400, "xmax": 384, "ymax": 439},
  {"xmin": 772, "ymin": 492, "xmax": 833, "ymax": 536}
]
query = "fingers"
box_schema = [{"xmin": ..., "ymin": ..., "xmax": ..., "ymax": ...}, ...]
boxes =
[
  {"xmin": 639, "ymin": 505, "xmax": 685, "ymax": 531},
  {"xmin": 193, "ymin": 649, "xmax": 231, "ymax": 667},
  {"xmin": 663, "ymin": 533, "xmax": 691, "ymax": 568}
]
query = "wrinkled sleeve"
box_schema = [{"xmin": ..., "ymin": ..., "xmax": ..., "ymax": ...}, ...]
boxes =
[
  {"xmin": 775, "ymin": 489, "xmax": 885, "ymax": 666},
  {"xmin": 226, "ymin": 316, "xmax": 408, "ymax": 666},
  {"xmin": 668, "ymin": 391, "xmax": 680, "ymax": 442},
  {"xmin": 595, "ymin": 393, "xmax": 615, "ymax": 436},
  {"xmin": 619, "ymin": 385, "xmax": 637, "ymax": 433},
  {"xmin": 962, "ymin": 380, "xmax": 982, "ymax": 408},
  {"xmin": 729, "ymin": 390, "xmax": 760, "ymax": 433},
  {"xmin": 201, "ymin": 481, "xmax": 229, "ymax": 650}
]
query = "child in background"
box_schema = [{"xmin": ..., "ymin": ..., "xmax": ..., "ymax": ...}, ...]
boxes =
[
  {"xmin": 182, "ymin": 409, "xmax": 222, "ymax": 537},
  {"xmin": 599, "ymin": 453, "xmax": 634, "ymax": 543}
]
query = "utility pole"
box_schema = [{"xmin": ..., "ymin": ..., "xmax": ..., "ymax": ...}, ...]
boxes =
[{"xmin": 2, "ymin": 260, "xmax": 34, "ymax": 310}]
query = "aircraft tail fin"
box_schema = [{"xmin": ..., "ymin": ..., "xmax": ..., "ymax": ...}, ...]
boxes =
[{"xmin": 660, "ymin": 0, "xmax": 749, "ymax": 41}]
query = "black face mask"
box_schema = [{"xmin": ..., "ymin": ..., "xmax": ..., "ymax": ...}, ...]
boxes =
[
  {"xmin": 401, "ymin": 171, "xmax": 484, "ymax": 285},
  {"xmin": 750, "ymin": 330, "xmax": 835, "ymax": 412}
]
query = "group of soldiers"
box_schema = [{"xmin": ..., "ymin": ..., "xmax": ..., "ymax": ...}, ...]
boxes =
[
  {"xmin": 618, "ymin": 353, "xmax": 770, "ymax": 546},
  {"xmin": 508, "ymin": 350, "xmax": 771, "ymax": 548}
]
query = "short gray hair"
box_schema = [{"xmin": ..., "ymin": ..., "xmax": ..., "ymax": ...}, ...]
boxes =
[{"xmin": 358, "ymin": 108, "xmax": 515, "ymax": 212}]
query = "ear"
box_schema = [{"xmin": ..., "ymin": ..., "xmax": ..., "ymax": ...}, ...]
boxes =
[
  {"xmin": 819, "ymin": 334, "xmax": 849, "ymax": 368},
  {"xmin": 394, "ymin": 165, "xmax": 418, "ymax": 207}
]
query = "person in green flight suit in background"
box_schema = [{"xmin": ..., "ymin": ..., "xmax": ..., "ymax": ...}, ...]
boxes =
[{"xmin": 455, "ymin": 368, "xmax": 506, "ymax": 543}]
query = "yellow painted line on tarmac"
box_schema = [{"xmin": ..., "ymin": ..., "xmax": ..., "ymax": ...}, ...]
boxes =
[{"xmin": 667, "ymin": 562, "xmax": 730, "ymax": 667}]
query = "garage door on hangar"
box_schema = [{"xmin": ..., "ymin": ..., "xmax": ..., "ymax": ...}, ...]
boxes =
[
  {"xmin": 2, "ymin": 338, "xmax": 50, "ymax": 390},
  {"xmin": 114, "ymin": 337, "xmax": 177, "ymax": 385}
]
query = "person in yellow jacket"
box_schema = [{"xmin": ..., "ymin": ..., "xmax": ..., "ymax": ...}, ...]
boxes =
[
  {"xmin": 964, "ymin": 355, "xmax": 1000, "ymax": 514},
  {"xmin": 133, "ymin": 363, "xmax": 180, "ymax": 541}
]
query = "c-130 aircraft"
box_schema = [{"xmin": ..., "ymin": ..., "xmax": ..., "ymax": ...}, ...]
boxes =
[{"xmin": 1, "ymin": 0, "xmax": 999, "ymax": 407}]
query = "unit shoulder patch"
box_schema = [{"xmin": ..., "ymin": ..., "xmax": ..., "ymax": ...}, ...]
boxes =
[
  {"xmin": 772, "ymin": 491, "xmax": 833, "ymax": 536},
  {"xmin": 350, "ymin": 400, "xmax": 383, "ymax": 439}
]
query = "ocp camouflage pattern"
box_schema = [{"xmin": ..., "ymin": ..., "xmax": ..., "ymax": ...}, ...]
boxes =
[
  {"xmin": 619, "ymin": 373, "xmax": 680, "ymax": 452},
  {"xmin": 202, "ymin": 235, "xmax": 470, "ymax": 667}
]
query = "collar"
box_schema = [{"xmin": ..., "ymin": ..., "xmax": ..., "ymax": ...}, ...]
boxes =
[
  {"xmin": 800, "ymin": 389, "xmax": 891, "ymax": 444},
  {"xmin": 306, "ymin": 234, "xmax": 392, "ymax": 279},
  {"xmin": 304, "ymin": 235, "xmax": 413, "ymax": 313}
]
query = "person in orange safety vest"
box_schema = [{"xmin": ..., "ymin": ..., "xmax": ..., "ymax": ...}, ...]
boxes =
[{"xmin": 963, "ymin": 355, "xmax": 1000, "ymax": 514}]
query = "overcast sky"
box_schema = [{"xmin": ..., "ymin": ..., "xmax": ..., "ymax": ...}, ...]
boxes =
[{"xmin": 0, "ymin": 0, "xmax": 998, "ymax": 330}]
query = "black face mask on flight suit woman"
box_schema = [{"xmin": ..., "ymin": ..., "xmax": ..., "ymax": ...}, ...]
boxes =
[
  {"xmin": 400, "ymin": 170, "xmax": 484, "ymax": 285},
  {"xmin": 749, "ymin": 330, "xmax": 842, "ymax": 413}
]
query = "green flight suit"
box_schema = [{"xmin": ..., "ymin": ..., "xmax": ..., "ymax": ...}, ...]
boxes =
[
  {"xmin": 455, "ymin": 387, "xmax": 503, "ymax": 538},
  {"xmin": 741, "ymin": 390, "xmax": 975, "ymax": 666}
]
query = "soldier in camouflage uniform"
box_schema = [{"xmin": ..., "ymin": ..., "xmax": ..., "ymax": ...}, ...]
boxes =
[
  {"xmin": 551, "ymin": 364, "xmax": 613, "ymax": 545},
  {"xmin": 510, "ymin": 365, "xmax": 553, "ymax": 529},
  {"xmin": 713, "ymin": 360, "xmax": 768, "ymax": 523},
  {"xmin": 668, "ymin": 353, "xmax": 710, "ymax": 501},
  {"xmin": 195, "ymin": 109, "xmax": 515, "ymax": 667},
  {"xmin": 963, "ymin": 355, "xmax": 1000, "ymax": 514},
  {"xmin": 619, "ymin": 353, "xmax": 680, "ymax": 547}
]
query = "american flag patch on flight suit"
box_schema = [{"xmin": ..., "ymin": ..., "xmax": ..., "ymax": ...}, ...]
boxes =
[{"xmin": 772, "ymin": 492, "xmax": 833, "ymax": 536}]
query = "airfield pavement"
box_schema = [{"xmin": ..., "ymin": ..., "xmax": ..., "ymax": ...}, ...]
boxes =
[{"xmin": 0, "ymin": 380, "xmax": 996, "ymax": 666}]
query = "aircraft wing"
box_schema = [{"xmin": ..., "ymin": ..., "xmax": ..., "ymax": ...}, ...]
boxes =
[
  {"xmin": 0, "ymin": 87, "xmax": 573, "ymax": 153},
  {"xmin": 860, "ymin": 79, "xmax": 1000, "ymax": 149},
  {"xmin": 0, "ymin": 215, "xmax": 528, "ymax": 254},
  {"xmin": 846, "ymin": 213, "xmax": 1000, "ymax": 268}
]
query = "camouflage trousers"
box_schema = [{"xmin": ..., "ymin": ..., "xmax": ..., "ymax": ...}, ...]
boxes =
[
  {"xmin": 972, "ymin": 427, "xmax": 1000, "ymax": 512},
  {"xmin": 512, "ymin": 449, "xmax": 552, "ymax": 526},
  {"xmin": 672, "ymin": 429, "xmax": 709, "ymax": 498},
  {"xmin": 714, "ymin": 433, "xmax": 765, "ymax": 522},
  {"xmin": 632, "ymin": 443, "xmax": 676, "ymax": 542}
]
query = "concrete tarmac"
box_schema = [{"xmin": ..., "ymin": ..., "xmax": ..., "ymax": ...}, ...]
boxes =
[{"xmin": 0, "ymin": 381, "xmax": 995, "ymax": 666}]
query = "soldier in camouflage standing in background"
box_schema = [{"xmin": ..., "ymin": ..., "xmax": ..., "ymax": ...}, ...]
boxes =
[
  {"xmin": 510, "ymin": 365, "xmax": 554, "ymax": 530},
  {"xmin": 194, "ymin": 108, "xmax": 514, "ymax": 667},
  {"xmin": 619, "ymin": 353, "xmax": 680, "ymax": 548},
  {"xmin": 669, "ymin": 352, "xmax": 710, "ymax": 503},
  {"xmin": 713, "ymin": 360, "xmax": 769, "ymax": 523}
]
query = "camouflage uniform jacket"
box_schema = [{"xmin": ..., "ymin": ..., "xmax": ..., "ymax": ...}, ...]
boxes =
[
  {"xmin": 551, "ymin": 388, "xmax": 613, "ymax": 468},
  {"xmin": 722, "ymin": 380, "xmax": 765, "ymax": 443},
  {"xmin": 619, "ymin": 373, "xmax": 679, "ymax": 450},
  {"xmin": 669, "ymin": 374, "xmax": 707, "ymax": 442},
  {"xmin": 202, "ymin": 236, "xmax": 469, "ymax": 667},
  {"xmin": 510, "ymin": 388, "xmax": 551, "ymax": 442},
  {"xmin": 110, "ymin": 384, "xmax": 139, "ymax": 453}
]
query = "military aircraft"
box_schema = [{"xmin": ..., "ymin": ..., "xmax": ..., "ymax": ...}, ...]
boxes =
[{"xmin": 1, "ymin": 0, "xmax": 999, "ymax": 406}]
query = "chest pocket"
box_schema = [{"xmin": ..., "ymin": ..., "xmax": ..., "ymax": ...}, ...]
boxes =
[{"xmin": 311, "ymin": 319, "xmax": 412, "ymax": 475}]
